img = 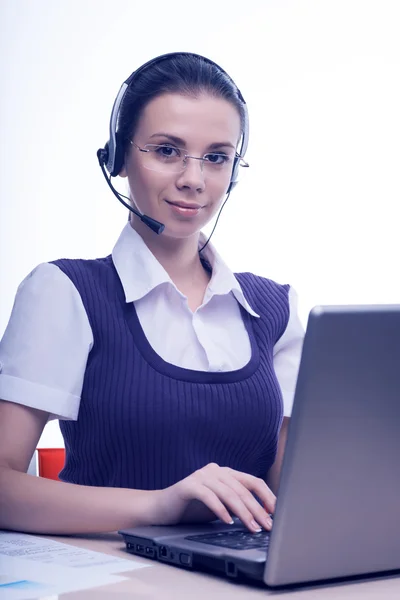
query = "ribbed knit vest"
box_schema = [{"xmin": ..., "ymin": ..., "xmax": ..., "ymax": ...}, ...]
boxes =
[{"xmin": 53, "ymin": 255, "xmax": 290, "ymax": 490}]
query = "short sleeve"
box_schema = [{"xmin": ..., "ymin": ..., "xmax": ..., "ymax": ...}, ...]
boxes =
[
  {"xmin": 0, "ymin": 263, "xmax": 93, "ymax": 420},
  {"xmin": 273, "ymin": 287, "xmax": 305, "ymax": 417}
]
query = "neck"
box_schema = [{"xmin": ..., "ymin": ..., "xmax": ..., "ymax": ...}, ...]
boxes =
[{"xmin": 130, "ymin": 217, "xmax": 209, "ymax": 286}]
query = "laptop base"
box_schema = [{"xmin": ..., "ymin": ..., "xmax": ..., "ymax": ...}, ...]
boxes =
[
  {"xmin": 122, "ymin": 532, "xmax": 400, "ymax": 591},
  {"xmin": 121, "ymin": 531, "xmax": 266, "ymax": 582}
]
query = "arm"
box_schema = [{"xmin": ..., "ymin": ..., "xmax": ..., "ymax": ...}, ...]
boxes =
[
  {"xmin": 0, "ymin": 400, "xmax": 277, "ymax": 534},
  {"xmin": 0, "ymin": 264, "xmax": 159, "ymax": 534},
  {"xmin": 273, "ymin": 287, "xmax": 305, "ymax": 419},
  {"xmin": 268, "ymin": 286, "xmax": 303, "ymax": 493},
  {"xmin": 0, "ymin": 400, "xmax": 160, "ymax": 534},
  {"xmin": 266, "ymin": 416, "xmax": 290, "ymax": 495}
]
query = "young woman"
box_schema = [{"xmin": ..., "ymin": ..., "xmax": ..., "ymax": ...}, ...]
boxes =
[{"xmin": 0, "ymin": 52, "xmax": 304, "ymax": 535}]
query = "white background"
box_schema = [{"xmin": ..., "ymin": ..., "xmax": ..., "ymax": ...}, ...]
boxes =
[{"xmin": 1, "ymin": 0, "xmax": 399, "ymax": 447}]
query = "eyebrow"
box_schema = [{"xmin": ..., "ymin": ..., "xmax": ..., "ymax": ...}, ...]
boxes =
[{"xmin": 148, "ymin": 132, "xmax": 236, "ymax": 151}]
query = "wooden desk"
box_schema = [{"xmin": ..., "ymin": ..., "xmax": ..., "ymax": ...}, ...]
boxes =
[{"xmin": 42, "ymin": 532, "xmax": 400, "ymax": 599}]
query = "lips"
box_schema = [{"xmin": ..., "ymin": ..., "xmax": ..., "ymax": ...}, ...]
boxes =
[{"xmin": 165, "ymin": 200, "xmax": 203, "ymax": 210}]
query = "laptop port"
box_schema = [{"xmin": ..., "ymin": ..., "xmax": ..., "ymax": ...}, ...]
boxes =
[
  {"xmin": 159, "ymin": 545, "xmax": 168, "ymax": 558},
  {"xmin": 145, "ymin": 547, "xmax": 155, "ymax": 557},
  {"xmin": 179, "ymin": 553, "xmax": 191, "ymax": 566},
  {"xmin": 226, "ymin": 561, "xmax": 237, "ymax": 577},
  {"xmin": 136, "ymin": 544, "xmax": 144, "ymax": 553}
]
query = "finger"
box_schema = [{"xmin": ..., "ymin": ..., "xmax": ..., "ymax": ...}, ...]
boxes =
[
  {"xmin": 227, "ymin": 469, "xmax": 277, "ymax": 514},
  {"xmin": 218, "ymin": 477, "xmax": 273, "ymax": 531},
  {"xmin": 198, "ymin": 464, "xmax": 276, "ymax": 513},
  {"xmin": 202, "ymin": 479, "xmax": 266, "ymax": 533},
  {"xmin": 185, "ymin": 484, "xmax": 234, "ymax": 525}
]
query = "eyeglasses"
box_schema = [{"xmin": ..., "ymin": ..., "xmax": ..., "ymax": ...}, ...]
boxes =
[{"xmin": 130, "ymin": 142, "xmax": 249, "ymax": 176}]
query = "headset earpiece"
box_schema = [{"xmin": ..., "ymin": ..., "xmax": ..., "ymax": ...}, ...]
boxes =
[
  {"xmin": 101, "ymin": 132, "xmax": 125, "ymax": 177},
  {"xmin": 227, "ymin": 156, "xmax": 240, "ymax": 194},
  {"xmin": 227, "ymin": 181, "xmax": 237, "ymax": 194},
  {"xmin": 110, "ymin": 131, "xmax": 125, "ymax": 176}
]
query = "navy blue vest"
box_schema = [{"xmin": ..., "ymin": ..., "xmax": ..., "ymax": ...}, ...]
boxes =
[{"xmin": 53, "ymin": 256, "xmax": 290, "ymax": 490}]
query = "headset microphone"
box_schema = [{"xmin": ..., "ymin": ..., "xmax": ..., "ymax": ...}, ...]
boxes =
[{"xmin": 96, "ymin": 149, "xmax": 165, "ymax": 234}]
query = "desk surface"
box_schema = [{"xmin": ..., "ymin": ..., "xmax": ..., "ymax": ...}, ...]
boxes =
[{"xmin": 41, "ymin": 532, "xmax": 400, "ymax": 599}]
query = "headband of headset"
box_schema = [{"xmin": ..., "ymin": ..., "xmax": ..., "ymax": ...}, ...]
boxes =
[{"xmin": 101, "ymin": 52, "xmax": 249, "ymax": 192}]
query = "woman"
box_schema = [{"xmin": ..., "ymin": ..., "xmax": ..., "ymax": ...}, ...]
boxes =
[{"xmin": 0, "ymin": 52, "xmax": 303, "ymax": 535}]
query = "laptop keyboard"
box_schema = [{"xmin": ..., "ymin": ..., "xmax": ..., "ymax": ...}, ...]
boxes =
[{"xmin": 185, "ymin": 529, "xmax": 270, "ymax": 551}]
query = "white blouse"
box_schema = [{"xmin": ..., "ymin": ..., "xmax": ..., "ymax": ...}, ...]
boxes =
[{"xmin": 0, "ymin": 224, "xmax": 304, "ymax": 420}]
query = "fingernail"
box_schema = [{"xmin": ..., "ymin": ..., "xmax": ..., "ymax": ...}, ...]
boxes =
[{"xmin": 251, "ymin": 520, "xmax": 262, "ymax": 532}]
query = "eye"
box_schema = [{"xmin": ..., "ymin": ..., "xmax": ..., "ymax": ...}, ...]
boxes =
[
  {"xmin": 155, "ymin": 145, "xmax": 181, "ymax": 159},
  {"xmin": 204, "ymin": 152, "xmax": 230, "ymax": 165}
]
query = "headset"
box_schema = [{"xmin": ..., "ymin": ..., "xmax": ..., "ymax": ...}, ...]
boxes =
[{"xmin": 97, "ymin": 52, "xmax": 249, "ymax": 237}]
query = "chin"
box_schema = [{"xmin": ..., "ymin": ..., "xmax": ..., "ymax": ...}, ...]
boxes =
[
  {"xmin": 159, "ymin": 214, "xmax": 205, "ymax": 236},
  {"xmin": 163, "ymin": 225, "xmax": 202, "ymax": 240}
]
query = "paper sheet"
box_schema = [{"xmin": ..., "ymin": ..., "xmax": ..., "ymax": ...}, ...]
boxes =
[{"xmin": 0, "ymin": 531, "xmax": 151, "ymax": 600}]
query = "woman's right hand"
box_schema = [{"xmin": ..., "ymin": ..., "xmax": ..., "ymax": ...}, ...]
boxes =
[{"xmin": 154, "ymin": 463, "xmax": 275, "ymax": 533}]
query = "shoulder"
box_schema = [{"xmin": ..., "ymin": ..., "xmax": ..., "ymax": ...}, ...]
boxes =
[
  {"xmin": 10, "ymin": 261, "xmax": 91, "ymax": 320},
  {"xmin": 235, "ymin": 271, "xmax": 290, "ymax": 306},
  {"xmin": 14, "ymin": 257, "xmax": 118, "ymax": 318},
  {"xmin": 50, "ymin": 256, "xmax": 125, "ymax": 321},
  {"xmin": 16, "ymin": 261, "xmax": 77, "ymax": 298},
  {"xmin": 51, "ymin": 255, "xmax": 113, "ymax": 278},
  {"xmin": 50, "ymin": 255, "xmax": 118, "ymax": 294},
  {"xmin": 234, "ymin": 272, "xmax": 292, "ymax": 339},
  {"xmin": 17, "ymin": 257, "xmax": 114, "ymax": 300}
]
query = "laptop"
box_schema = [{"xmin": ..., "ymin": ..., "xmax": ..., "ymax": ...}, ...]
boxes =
[{"xmin": 119, "ymin": 305, "xmax": 400, "ymax": 587}]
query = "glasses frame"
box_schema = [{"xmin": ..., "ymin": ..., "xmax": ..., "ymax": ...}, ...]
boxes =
[{"xmin": 129, "ymin": 141, "xmax": 249, "ymax": 173}]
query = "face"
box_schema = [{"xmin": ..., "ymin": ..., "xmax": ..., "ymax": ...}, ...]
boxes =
[{"xmin": 120, "ymin": 92, "xmax": 241, "ymax": 240}]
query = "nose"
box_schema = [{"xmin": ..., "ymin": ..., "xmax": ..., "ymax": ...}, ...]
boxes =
[{"xmin": 175, "ymin": 157, "xmax": 205, "ymax": 192}]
